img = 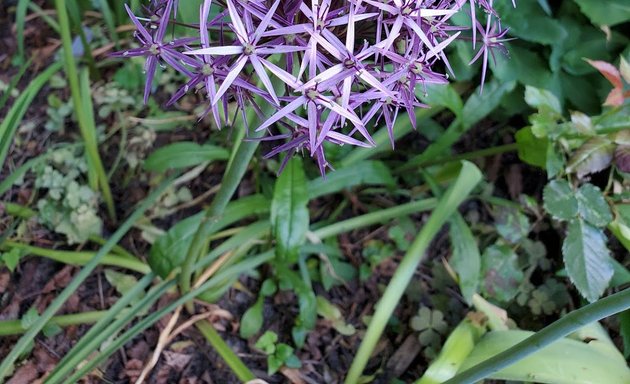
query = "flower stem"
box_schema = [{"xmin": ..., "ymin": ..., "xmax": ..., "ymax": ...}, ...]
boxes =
[
  {"xmin": 344, "ymin": 162, "xmax": 482, "ymax": 384},
  {"xmin": 179, "ymin": 102, "xmax": 275, "ymax": 302},
  {"xmin": 442, "ymin": 288, "xmax": 630, "ymax": 384}
]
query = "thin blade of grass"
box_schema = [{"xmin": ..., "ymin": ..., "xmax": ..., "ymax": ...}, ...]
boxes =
[
  {"xmin": 345, "ymin": 161, "xmax": 483, "ymax": 383},
  {"xmin": 96, "ymin": 0, "xmax": 120, "ymax": 48},
  {"xmin": 0, "ymin": 62, "xmax": 62, "ymax": 170},
  {"xmin": 0, "ymin": 173, "xmax": 178, "ymax": 379},
  {"xmin": 44, "ymin": 276, "xmax": 175, "ymax": 384},
  {"xmin": 55, "ymin": 0, "xmax": 115, "ymax": 219},
  {"xmin": 15, "ymin": 0, "xmax": 30, "ymax": 64}
]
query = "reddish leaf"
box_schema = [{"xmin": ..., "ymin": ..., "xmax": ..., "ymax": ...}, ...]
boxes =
[
  {"xmin": 585, "ymin": 58, "xmax": 623, "ymax": 88},
  {"xmin": 605, "ymin": 88, "xmax": 625, "ymax": 107},
  {"xmin": 615, "ymin": 145, "xmax": 630, "ymax": 173}
]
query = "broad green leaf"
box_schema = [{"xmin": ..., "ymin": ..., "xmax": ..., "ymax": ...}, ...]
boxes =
[
  {"xmin": 562, "ymin": 218, "xmax": 613, "ymax": 302},
  {"xmin": 240, "ymin": 297, "xmax": 264, "ymax": 339},
  {"xmin": 448, "ymin": 215, "xmax": 480, "ymax": 304},
  {"xmin": 515, "ymin": 127, "xmax": 547, "ymax": 168},
  {"xmin": 543, "ymin": 180, "xmax": 578, "ymax": 221},
  {"xmin": 546, "ymin": 143, "xmax": 564, "ymax": 178},
  {"xmin": 1, "ymin": 249, "xmax": 21, "ymax": 273},
  {"xmin": 524, "ymin": 86, "xmax": 562, "ymax": 115},
  {"xmin": 461, "ymin": 330, "xmax": 630, "ymax": 384},
  {"xmin": 461, "ymin": 81, "xmax": 517, "ymax": 129},
  {"xmin": 271, "ymin": 158, "xmax": 309, "ymax": 262},
  {"xmin": 144, "ymin": 142, "xmax": 229, "ymax": 172},
  {"xmin": 104, "ymin": 269, "xmax": 139, "ymax": 297},
  {"xmin": 576, "ymin": 183, "xmax": 613, "ymax": 227},
  {"xmin": 566, "ymin": 137, "xmax": 615, "ymax": 177},
  {"xmin": 419, "ymin": 83, "xmax": 463, "ymax": 116},
  {"xmin": 148, "ymin": 195, "xmax": 270, "ymax": 278},
  {"xmin": 480, "ymin": 244, "xmax": 524, "ymax": 302},
  {"xmin": 573, "ymin": 0, "xmax": 630, "ymax": 27},
  {"xmin": 308, "ymin": 161, "xmax": 395, "ymax": 199},
  {"xmin": 495, "ymin": 1, "xmax": 568, "ymax": 45}
]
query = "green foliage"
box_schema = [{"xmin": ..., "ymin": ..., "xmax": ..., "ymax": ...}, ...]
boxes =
[
  {"xmin": 411, "ymin": 306, "xmax": 449, "ymax": 358},
  {"xmin": 271, "ymin": 157, "xmax": 309, "ymax": 262},
  {"xmin": 144, "ymin": 142, "xmax": 229, "ymax": 172},
  {"xmin": 34, "ymin": 148, "xmax": 103, "ymax": 244},
  {"xmin": 254, "ymin": 331, "xmax": 302, "ymax": 375}
]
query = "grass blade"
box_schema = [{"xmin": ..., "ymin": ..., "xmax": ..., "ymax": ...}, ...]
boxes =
[
  {"xmin": 0, "ymin": 173, "xmax": 178, "ymax": 380},
  {"xmin": 0, "ymin": 62, "xmax": 62, "ymax": 170},
  {"xmin": 345, "ymin": 161, "xmax": 483, "ymax": 384},
  {"xmin": 15, "ymin": 0, "xmax": 30, "ymax": 63}
]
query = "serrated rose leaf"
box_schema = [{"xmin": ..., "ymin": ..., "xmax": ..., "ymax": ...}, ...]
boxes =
[
  {"xmin": 543, "ymin": 180, "xmax": 578, "ymax": 221},
  {"xmin": 562, "ymin": 218, "xmax": 613, "ymax": 302},
  {"xmin": 570, "ymin": 111, "xmax": 594, "ymax": 135},
  {"xmin": 615, "ymin": 145, "xmax": 630, "ymax": 173},
  {"xmin": 576, "ymin": 183, "xmax": 613, "ymax": 227},
  {"xmin": 566, "ymin": 137, "xmax": 614, "ymax": 178}
]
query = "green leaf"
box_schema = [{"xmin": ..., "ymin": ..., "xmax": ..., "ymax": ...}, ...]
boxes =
[
  {"xmin": 524, "ymin": 86, "xmax": 562, "ymax": 115},
  {"xmin": 576, "ymin": 183, "xmax": 613, "ymax": 227},
  {"xmin": 566, "ymin": 137, "xmax": 615, "ymax": 178},
  {"xmin": 461, "ymin": 330, "xmax": 630, "ymax": 384},
  {"xmin": 255, "ymin": 331, "xmax": 278, "ymax": 355},
  {"xmin": 419, "ymin": 83, "xmax": 463, "ymax": 117},
  {"xmin": 20, "ymin": 308, "xmax": 39, "ymax": 330},
  {"xmin": 308, "ymin": 160, "xmax": 395, "ymax": 199},
  {"xmin": 271, "ymin": 158, "xmax": 309, "ymax": 262},
  {"xmin": 543, "ymin": 180, "xmax": 578, "ymax": 221},
  {"xmin": 240, "ymin": 296, "xmax": 264, "ymax": 339},
  {"xmin": 562, "ymin": 218, "xmax": 613, "ymax": 302},
  {"xmin": 144, "ymin": 142, "xmax": 229, "ymax": 172},
  {"xmin": 448, "ymin": 215, "xmax": 480, "ymax": 304},
  {"xmin": 573, "ymin": 0, "xmax": 630, "ymax": 27},
  {"xmin": 620, "ymin": 310, "xmax": 630, "ymax": 358},
  {"xmin": 104, "ymin": 269, "xmax": 139, "ymax": 298},
  {"xmin": 481, "ymin": 244, "xmax": 524, "ymax": 302},
  {"xmin": 461, "ymin": 81, "xmax": 517, "ymax": 129},
  {"xmin": 148, "ymin": 195, "xmax": 270, "ymax": 278},
  {"xmin": 495, "ymin": 207, "xmax": 530, "ymax": 244},
  {"xmin": 515, "ymin": 127, "xmax": 547, "ymax": 168},
  {"xmin": 1, "ymin": 249, "xmax": 21, "ymax": 273}
]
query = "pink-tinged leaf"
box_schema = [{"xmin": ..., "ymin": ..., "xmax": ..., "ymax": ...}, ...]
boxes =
[
  {"xmin": 604, "ymin": 88, "xmax": 625, "ymax": 107},
  {"xmin": 615, "ymin": 145, "xmax": 630, "ymax": 173},
  {"xmin": 585, "ymin": 58, "xmax": 623, "ymax": 89},
  {"xmin": 566, "ymin": 137, "xmax": 615, "ymax": 178}
]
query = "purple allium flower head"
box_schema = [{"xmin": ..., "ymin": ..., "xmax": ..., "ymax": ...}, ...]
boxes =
[{"xmin": 113, "ymin": 0, "xmax": 515, "ymax": 175}]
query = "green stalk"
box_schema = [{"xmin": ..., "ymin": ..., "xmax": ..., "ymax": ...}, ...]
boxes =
[
  {"xmin": 443, "ymin": 288, "xmax": 630, "ymax": 384},
  {"xmin": 0, "ymin": 174, "xmax": 177, "ymax": 380},
  {"xmin": 398, "ymin": 143, "xmax": 519, "ymax": 171},
  {"xmin": 1, "ymin": 241, "xmax": 150, "ymax": 274},
  {"xmin": 344, "ymin": 161, "xmax": 482, "ymax": 384},
  {"xmin": 54, "ymin": 0, "xmax": 115, "ymax": 220},
  {"xmin": 179, "ymin": 102, "xmax": 274, "ymax": 298},
  {"xmin": 196, "ymin": 320, "xmax": 256, "ymax": 382},
  {"xmin": 0, "ymin": 311, "xmax": 106, "ymax": 336},
  {"xmin": 313, "ymin": 198, "xmax": 438, "ymax": 239}
]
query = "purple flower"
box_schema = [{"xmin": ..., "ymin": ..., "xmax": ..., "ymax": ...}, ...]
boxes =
[{"xmin": 113, "ymin": 0, "xmax": 515, "ymax": 175}]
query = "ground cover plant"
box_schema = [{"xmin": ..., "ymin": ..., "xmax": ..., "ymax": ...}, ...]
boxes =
[{"xmin": 0, "ymin": 0, "xmax": 629, "ymax": 383}]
